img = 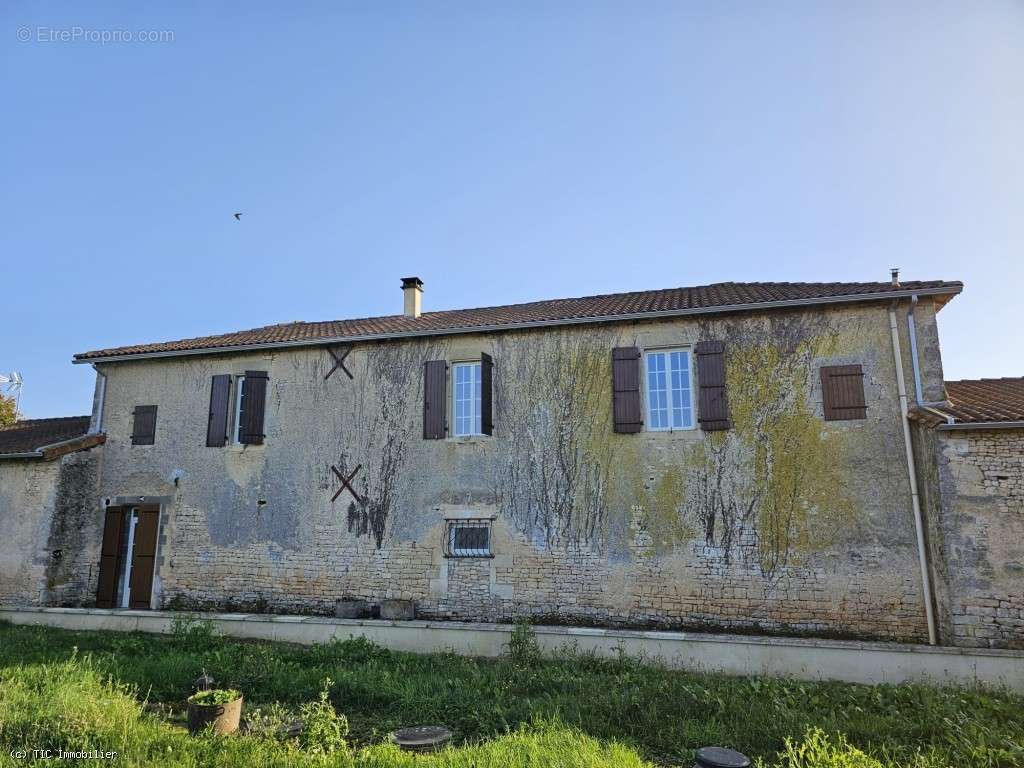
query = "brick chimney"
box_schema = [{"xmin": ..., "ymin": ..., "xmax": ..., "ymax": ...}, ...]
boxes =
[{"xmin": 402, "ymin": 277, "xmax": 423, "ymax": 318}]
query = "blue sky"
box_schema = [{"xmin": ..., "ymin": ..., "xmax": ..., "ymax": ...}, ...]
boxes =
[{"xmin": 3, "ymin": 1, "xmax": 1022, "ymax": 418}]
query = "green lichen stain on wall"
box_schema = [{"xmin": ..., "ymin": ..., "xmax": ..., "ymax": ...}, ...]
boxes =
[
  {"xmin": 724, "ymin": 333, "xmax": 854, "ymax": 576},
  {"xmin": 495, "ymin": 331, "xmax": 620, "ymax": 547},
  {"xmin": 642, "ymin": 465, "xmax": 697, "ymax": 555}
]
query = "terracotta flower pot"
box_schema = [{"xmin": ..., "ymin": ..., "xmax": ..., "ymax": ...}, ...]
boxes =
[{"xmin": 187, "ymin": 694, "xmax": 243, "ymax": 735}]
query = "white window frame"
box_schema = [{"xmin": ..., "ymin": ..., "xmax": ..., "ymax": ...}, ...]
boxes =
[
  {"xmin": 232, "ymin": 375, "xmax": 246, "ymax": 445},
  {"xmin": 644, "ymin": 347, "xmax": 696, "ymax": 432},
  {"xmin": 119, "ymin": 509, "xmax": 138, "ymax": 609},
  {"xmin": 451, "ymin": 361, "xmax": 482, "ymax": 437}
]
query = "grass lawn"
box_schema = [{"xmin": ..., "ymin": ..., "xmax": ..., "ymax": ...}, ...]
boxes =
[{"xmin": 0, "ymin": 618, "xmax": 1021, "ymax": 767}]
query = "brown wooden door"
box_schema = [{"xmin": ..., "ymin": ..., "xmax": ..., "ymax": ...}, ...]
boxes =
[
  {"xmin": 128, "ymin": 507, "xmax": 159, "ymax": 609},
  {"xmin": 95, "ymin": 507, "xmax": 125, "ymax": 608}
]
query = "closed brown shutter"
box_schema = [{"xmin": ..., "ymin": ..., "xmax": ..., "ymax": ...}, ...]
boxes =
[
  {"xmin": 206, "ymin": 375, "xmax": 231, "ymax": 447},
  {"xmin": 95, "ymin": 508, "xmax": 124, "ymax": 608},
  {"xmin": 481, "ymin": 352, "xmax": 494, "ymax": 436},
  {"xmin": 128, "ymin": 507, "xmax": 159, "ymax": 609},
  {"xmin": 423, "ymin": 360, "xmax": 447, "ymax": 439},
  {"xmin": 821, "ymin": 364, "xmax": 867, "ymax": 420},
  {"xmin": 695, "ymin": 341, "xmax": 731, "ymax": 431},
  {"xmin": 612, "ymin": 347, "xmax": 642, "ymax": 433},
  {"xmin": 239, "ymin": 371, "xmax": 269, "ymax": 444},
  {"xmin": 130, "ymin": 405, "xmax": 158, "ymax": 445}
]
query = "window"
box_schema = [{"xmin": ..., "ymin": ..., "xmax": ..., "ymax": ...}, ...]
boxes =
[
  {"xmin": 445, "ymin": 519, "xmax": 492, "ymax": 557},
  {"xmin": 130, "ymin": 405, "xmax": 157, "ymax": 445},
  {"xmin": 233, "ymin": 375, "xmax": 248, "ymax": 444},
  {"xmin": 452, "ymin": 362, "xmax": 482, "ymax": 436},
  {"xmin": 645, "ymin": 349, "xmax": 694, "ymax": 430},
  {"xmin": 820, "ymin": 364, "xmax": 867, "ymax": 421}
]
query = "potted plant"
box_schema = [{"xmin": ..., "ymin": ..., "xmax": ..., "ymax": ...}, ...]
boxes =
[{"xmin": 187, "ymin": 688, "xmax": 243, "ymax": 735}]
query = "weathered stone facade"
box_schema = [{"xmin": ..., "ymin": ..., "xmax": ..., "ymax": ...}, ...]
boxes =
[
  {"xmin": 0, "ymin": 450, "xmax": 102, "ymax": 606},
  {"xmin": 75, "ymin": 300, "xmax": 942, "ymax": 643},
  {"xmin": 920, "ymin": 428, "xmax": 1024, "ymax": 648},
  {"xmin": 4, "ymin": 291, "xmax": 1020, "ymax": 649}
]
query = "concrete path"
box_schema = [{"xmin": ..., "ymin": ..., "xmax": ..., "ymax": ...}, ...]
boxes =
[{"xmin": 2, "ymin": 605, "xmax": 1021, "ymax": 692}]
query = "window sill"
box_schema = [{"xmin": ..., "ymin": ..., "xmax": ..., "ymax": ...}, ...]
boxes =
[
  {"xmin": 447, "ymin": 435, "xmax": 491, "ymax": 444},
  {"xmin": 226, "ymin": 443, "xmax": 266, "ymax": 452},
  {"xmin": 640, "ymin": 428, "xmax": 700, "ymax": 439}
]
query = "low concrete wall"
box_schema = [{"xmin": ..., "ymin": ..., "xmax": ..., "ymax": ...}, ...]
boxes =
[{"xmin": 2, "ymin": 606, "xmax": 1021, "ymax": 693}]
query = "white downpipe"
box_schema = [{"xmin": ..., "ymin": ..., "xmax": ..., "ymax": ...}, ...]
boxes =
[
  {"xmin": 889, "ymin": 306, "xmax": 938, "ymax": 645},
  {"xmin": 90, "ymin": 365, "xmax": 107, "ymax": 435},
  {"xmin": 906, "ymin": 296, "xmax": 955, "ymax": 419}
]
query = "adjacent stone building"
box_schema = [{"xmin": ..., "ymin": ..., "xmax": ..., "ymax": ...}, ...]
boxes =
[
  {"xmin": 1, "ymin": 277, "xmax": 1021, "ymax": 649},
  {"xmin": 0, "ymin": 417, "xmax": 104, "ymax": 606},
  {"xmin": 913, "ymin": 378, "xmax": 1024, "ymax": 648}
]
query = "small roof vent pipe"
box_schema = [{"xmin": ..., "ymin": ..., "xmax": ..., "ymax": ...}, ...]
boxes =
[
  {"xmin": 891, "ymin": 268, "xmax": 900, "ymax": 287},
  {"xmin": 401, "ymin": 277, "xmax": 424, "ymax": 318}
]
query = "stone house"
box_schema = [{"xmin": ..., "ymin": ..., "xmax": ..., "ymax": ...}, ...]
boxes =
[{"xmin": 1, "ymin": 276, "xmax": 1021, "ymax": 648}]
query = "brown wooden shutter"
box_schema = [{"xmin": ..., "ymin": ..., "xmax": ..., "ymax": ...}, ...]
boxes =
[
  {"xmin": 695, "ymin": 341, "xmax": 731, "ymax": 431},
  {"xmin": 239, "ymin": 371, "xmax": 269, "ymax": 444},
  {"xmin": 612, "ymin": 347, "xmax": 642, "ymax": 433},
  {"xmin": 423, "ymin": 360, "xmax": 447, "ymax": 439},
  {"xmin": 130, "ymin": 405, "xmax": 157, "ymax": 445},
  {"xmin": 821, "ymin": 364, "xmax": 867, "ymax": 420},
  {"xmin": 128, "ymin": 507, "xmax": 159, "ymax": 609},
  {"xmin": 206, "ymin": 375, "xmax": 231, "ymax": 447},
  {"xmin": 95, "ymin": 507, "xmax": 124, "ymax": 608},
  {"xmin": 481, "ymin": 352, "xmax": 494, "ymax": 436}
]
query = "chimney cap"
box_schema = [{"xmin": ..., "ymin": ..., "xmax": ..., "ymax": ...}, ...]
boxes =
[
  {"xmin": 890, "ymin": 267, "xmax": 900, "ymax": 286},
  {"xmin": 401, "ymin": 277, "xmax": 424, "ymax": 289}
]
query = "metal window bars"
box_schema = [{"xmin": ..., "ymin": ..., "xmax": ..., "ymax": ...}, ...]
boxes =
[{"xmin": 445, "ymin": 519, "xmax": 492, "ymax": 558}]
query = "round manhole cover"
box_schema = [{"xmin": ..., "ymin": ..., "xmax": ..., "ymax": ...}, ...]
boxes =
[
  {"xmin": 391, "ymin": 725, "xmax": 452, "ymax": 752},
  {"xmin": 695, "ymin": 746, "xmax": 751, "ymax": 768}
]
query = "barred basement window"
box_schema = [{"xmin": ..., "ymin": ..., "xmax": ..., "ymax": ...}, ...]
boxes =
[{"xmin": 445, "ymin": 519, "xmax": 492, "ymax": 558}]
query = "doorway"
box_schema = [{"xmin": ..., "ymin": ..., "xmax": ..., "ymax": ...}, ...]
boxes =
[{"xmin": 95, "ymin": 505, "xmax": 159, "ymax": 609}]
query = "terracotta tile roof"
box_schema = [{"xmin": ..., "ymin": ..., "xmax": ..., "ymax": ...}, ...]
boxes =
[
  {"xmin": 74, "ymin": 279, "xmax": 962, "ymax": 362},
  {"xmin": 0, "ymin": 416, "xmax": 92, "ymax": 456},
  {"xmin": 944, "ymin": 378, "xmax": 1024, "ymax": 425}
]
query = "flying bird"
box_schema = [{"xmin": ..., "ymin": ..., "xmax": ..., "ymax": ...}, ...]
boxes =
[{"xmin": 233, "ymin": 212, "xmax": 243, "ymax": 220}]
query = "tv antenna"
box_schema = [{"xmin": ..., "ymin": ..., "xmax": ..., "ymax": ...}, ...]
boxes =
[{"xmin": 0, "ymin": 371, "xmax": 23, "ymax": 414}]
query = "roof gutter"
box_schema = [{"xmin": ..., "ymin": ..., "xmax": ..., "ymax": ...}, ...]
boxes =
[
  {"xmin": 73, "ymin": 284, "xmax": 963, "ymax": 365},
  {"xmin": 937, "ymin": 421, "xmax": 1024, "ymax": 431}
]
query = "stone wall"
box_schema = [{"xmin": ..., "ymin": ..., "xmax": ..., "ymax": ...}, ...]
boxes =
[
  {"xmin": 929, "ymin": 429, "xmax": 1024, "ymax": 648},
  {"xmin": 0, "ymin": 450, "xmax": 102, "ymax": 606},
  {"xmin": 85, "ymin": 299, "xmax": 942, "ymax": 642}
]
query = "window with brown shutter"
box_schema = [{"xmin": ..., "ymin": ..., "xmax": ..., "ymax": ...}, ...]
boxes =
[
  {"xmin": 481, "ymin": 352, "xmax": 494, "ymax": 436},
  {"xmin": 423, "ymin": 360, "xmax": 447, "ymax": 439},
  {"xmin": 695, "ymin": 341, "xmax": 731, "ymax": 431},
  {"xmin": 821, "ymin": 364, "xmax": 867, "ymax": 420},
  {"xmin": 131, "ymin": 405, "xmax": 157, "ymax": 445},
  {"xmin": 206, "ymin": 375, "xmax": 231, "ymax": 447},
  {"xmin": 612, "ymin": 347, "xmax": 642, "ymax": 433},
  {"xmin": 238, "ymin": 371, "xmax": 269, "ymax": 445}
]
